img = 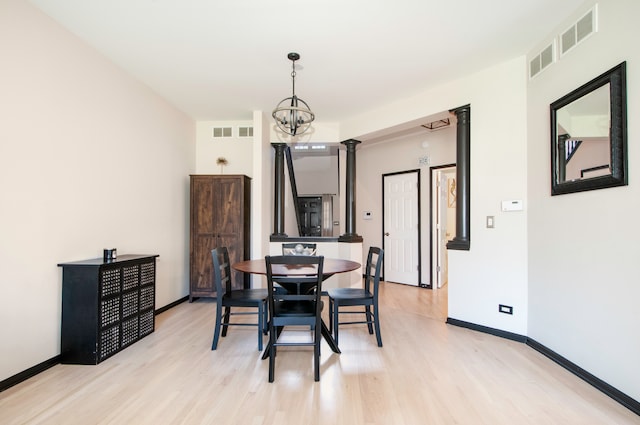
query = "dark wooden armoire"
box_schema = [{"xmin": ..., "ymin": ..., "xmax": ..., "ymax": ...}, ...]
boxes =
[{"xmin": 189, "ymin": 175, "xmax": 251, "ymax": 301}]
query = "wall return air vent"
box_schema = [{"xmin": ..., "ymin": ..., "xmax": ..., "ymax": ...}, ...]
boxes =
[
  {"xmin": 530, "ymin": 42, "xmax": 555, "ymax": 79},
  {"xmin": 212, "ymin": 127, "xmax": 232, "ymax": 138},
  {"xmin": 238, "ymin": 126, "xmax": 253, "ymax": 137},
  {"xmin": 561, "ymin": 5, "xmax": 598, "ymax": 56}
]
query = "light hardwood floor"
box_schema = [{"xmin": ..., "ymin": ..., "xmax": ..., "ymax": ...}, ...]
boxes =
[{"xmin": 1, "ymin": 282, "xmax": 638, "ymax": 425}]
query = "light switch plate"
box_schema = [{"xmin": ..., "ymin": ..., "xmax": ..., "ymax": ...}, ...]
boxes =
[{"xmin": 486, "ymin": 216, "xmax": 495, "ymax": 228}]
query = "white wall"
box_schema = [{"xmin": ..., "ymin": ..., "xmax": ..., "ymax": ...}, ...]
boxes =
[
  {"xmin": 356, "ymin": 127, "xmax": 457, "ymax": 285},
  {"xmin": 527, "ymin": 0, "xmax": 640, "ymax": 400},
  {"xmin": 195, "ymin": 121, "xmax": 254, "ymax": 176},
  {"xmin": 0, "ymin": 1, "xmax": 195, "ymax": 381},
  {"xmin": 342, "ymin": 57, "xmax": 530, "ymax": 336}
]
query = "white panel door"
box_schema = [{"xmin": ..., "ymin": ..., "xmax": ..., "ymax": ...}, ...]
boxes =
[{"xmin": 383, "ymin": 172, "xmax": 419, "ymax": 286}]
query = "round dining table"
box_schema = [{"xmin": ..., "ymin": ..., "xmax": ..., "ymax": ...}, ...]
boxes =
[
  {"xmin": 232, "ymin": 257, "xmax": 361, "ymax": 357},
  {"xmin": 232, "ymin": 258, "xmax": 361, "ymax": 277}
]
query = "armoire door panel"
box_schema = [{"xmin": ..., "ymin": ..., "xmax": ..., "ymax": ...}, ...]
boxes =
[
  {"xmin": 191, "ymin": 235, "xmax": 216, "ymax": 293},
  {"xmin": 192, "ymin": 179, "xmax": 215, "ymax": 234},
  {"xmin": 215, "ymin": 178, "xmax": 242, "ymax": 235}
]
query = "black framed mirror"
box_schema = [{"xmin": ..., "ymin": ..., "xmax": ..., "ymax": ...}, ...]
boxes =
[{"xmin": 550, "ymin": 61, "xmax": 627, "ymax": 195}]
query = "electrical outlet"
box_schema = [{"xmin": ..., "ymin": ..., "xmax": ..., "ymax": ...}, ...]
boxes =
[{"xmin": 499, "ymin": 304, "xmax": 513, "ymax": 315}]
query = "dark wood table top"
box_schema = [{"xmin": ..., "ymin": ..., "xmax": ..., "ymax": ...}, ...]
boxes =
[
  {"xmin": 234, "ymin": 257, "xmax": 359, "ymax": 357},
  {"xmin": 232, "ymin": 258, "xmax": 360, "ymax": 276}
]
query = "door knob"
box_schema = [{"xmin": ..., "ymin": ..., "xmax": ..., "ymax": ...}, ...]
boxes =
[{"xmin": 385, "ymin": 232, "xmax": 390, "ymax": 236}]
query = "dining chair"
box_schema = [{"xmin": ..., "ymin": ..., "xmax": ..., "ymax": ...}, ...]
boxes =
[
  {"xmin": 281, "ymin": 242, "xmax": 317, "ymax": 256},
  {"xmin": 265, "ymin": 254, "xmax": 325, "ymax": 382},
  {"xmin": 211, "ymin": 247, "xmax": 268, "ymax": 351},
  {"xmin": 327, "ymin": 246, "xmax": 384, "ymax": 347}
]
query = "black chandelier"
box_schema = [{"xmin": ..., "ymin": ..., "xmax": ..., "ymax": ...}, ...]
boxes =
[{"xmin": 272, "ymin": 52, "xmax": 315, "ymax": 136}]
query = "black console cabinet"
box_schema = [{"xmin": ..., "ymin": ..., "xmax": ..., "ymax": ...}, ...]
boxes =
[{"xmin": 58, "ymin": 254, "xmax": 159, "ymax": 364}]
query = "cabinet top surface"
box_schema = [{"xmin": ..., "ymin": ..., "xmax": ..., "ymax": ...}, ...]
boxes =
[
  {"xmin": 189, "ymin": 174, "xmax": 249, "ymax": 176},
  {"xmin": 57, "ymin": 254, "xmax": 159, "ymax": 267}
]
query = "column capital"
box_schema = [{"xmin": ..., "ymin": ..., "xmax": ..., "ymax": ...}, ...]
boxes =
[
  {"xmin": 340, "ymin": 139, "xmax": 362, "ymax": 149},
  {"xmin": 271, "ymin": 142, "xmax": 288, "ymax": 152}
]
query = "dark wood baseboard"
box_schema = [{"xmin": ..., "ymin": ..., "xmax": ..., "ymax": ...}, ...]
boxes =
[
  {"xmin": 156, "ymin": 295, "xmax": 189, "ymax": 315},
  {"xmin": 447, "ymin": 317, "xmax": 640, "ymax": 416},
  {"xmin": 446, "ymin": 317, "xmax": 527, "ymax": 342},
  {"xmin": 0, "ymin": 355, "xmax": 60, "ymax": 393},
  {"xmin": 1, "ymin": 295, "xmax": 190, "ymax": 393},
  {"xmin": 526, "ymin": 338, "xmax": 640, "ymax": 416}
]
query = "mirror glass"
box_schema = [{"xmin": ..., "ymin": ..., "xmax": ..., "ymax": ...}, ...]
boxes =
[
  {"xmin": 555, "ymin": 84, "xmax": 611, "ymax": 182},
  {"xmin": 550, "ymin": 62, "xmax": 627, "ymax": 195},
  {"xmin": 288, "ymin": 143, "xmax": 340, "ymax": 237}
]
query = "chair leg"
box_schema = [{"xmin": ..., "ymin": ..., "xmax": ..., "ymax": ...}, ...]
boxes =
[
  {"xmin": 328, "ymin": 298, "xmax": 334, "ymax": 333},
  {"xmin": 262, "ymin": 300, "xmax": 269, "ymax": 335},
  {"xmin": 365, "ymin": 305, "xmax": 374, "ymax": 334},
  {"xmin": 373, "ymin": 303, "xmax": 383, "ymax": 347},
  {"xmin": 332, "ymin": 301, "xmax": 339, "ymax": 346},
  {"xmin": 314, "ymin": 324, "xmax": 321, "ymax": 382},
  {"xmin": 257, "ymin": 304, "xmax": 264, "ymax": 351},
  {"xmin": 268, "ymin": 325, "xmax": 277, "ymax": 382},
  {"xmin": 221, "ymin": 306, "xmax": 231, "ymax": 337},
  {"xmin": 211, "ymin": 304, "xmax": 223, "ymax": 350}
]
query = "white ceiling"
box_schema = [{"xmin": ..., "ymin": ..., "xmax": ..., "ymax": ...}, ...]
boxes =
[{"xmin": 29, "ymin": 0, "xmax": 585, "ymax": 124}]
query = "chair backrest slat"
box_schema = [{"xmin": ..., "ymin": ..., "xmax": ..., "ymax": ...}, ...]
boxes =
[
  {"xmin": 211, "ymin": 247, "xmax": 233, "ymax": 296},
  {"xmin": 364, "ymin": 247, "xmax": 383, "ymax": 298}
]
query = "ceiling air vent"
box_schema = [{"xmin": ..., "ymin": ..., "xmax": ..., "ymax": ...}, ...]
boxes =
[
  {"xmin": 529, "ymin": 42, "xmax": 555, "ymax": 79},
  {"xmin": 238, "ymin": 126, "xmax": 253, "ymax": 137},
  {"xmin": 212, "ymin": 127, "xmax": 232, "ymax": 138},
  {"xmin": 560, "ymin": 5, "xmax": 597, "ymax": 56}
]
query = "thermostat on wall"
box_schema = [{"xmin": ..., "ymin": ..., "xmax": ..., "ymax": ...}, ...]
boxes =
[{"xmin": 501, "ymin": 200, "xmax": 523, "ymax": 212}]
